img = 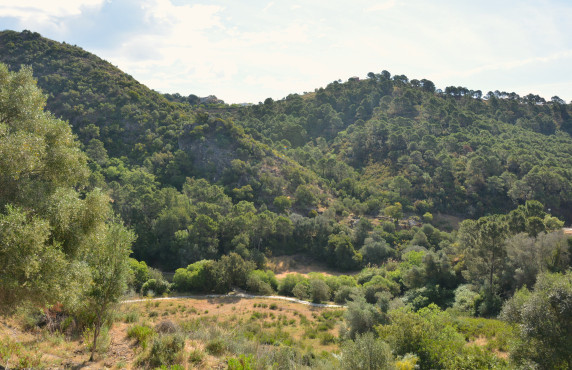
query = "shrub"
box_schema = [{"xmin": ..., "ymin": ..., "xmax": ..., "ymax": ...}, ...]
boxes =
[
  {"xmin": 334, "ymin": 286, "xmax": 360, "ymax": 304},
  {"xmin": 172, "ymin": 260, "xmax": 215, "ymax": 292},
  {"xmin": 141, "ymin": 278, "xmax": 170, "ymax": 296},
  {"xmin": 452, "ymin": 284, "xmax": 479, "ymax": 315},
  {"xmin": 501, "ymin": 271, "xmax": 572, "ymax": 369},
  {"xmin": 292, "ymin": 281, "xmax": 311, "ymax": 300},
  {"xmin": 309, "ymin": 279, "xmax": 331, "ymax": 303},
  {"xmin": 146, "ymin": 333, "xmax": 185, "ymax": 367},
  {"xmin": 155, "ymin": 320, "xmax": 179, "ymax": 334},
  {"xmin": 206, "ymin": 338, "xmax": 226, "ymax": 355},
  {"xmin": 228, "ymin": 354, "xmax": 255, "ymax": 370},
  {"xmin": 319, "ymin": 332, "xmax": 336, "ymax": 345},
  {"xmin": 341, "ymin": 332, "xmax": 393, "ymax": 370},
  {"xmin": 127, "ymin": 324, "xmax": 154, "ymax": 349},
  {"xmin": 188, "ymin": 348, "xmax": 204, "ymax": 364},
  {"xmin": 246, "ymin": 274, "xmax": 273, "ymax": 295},
  {"xmin": 123, "ymin": 311, "xmax": 140, "ymax": 323},
  {"xmin": 344, "ymin": 293, "xmax": 387, "ymax": 339},
  {"xmin": 128, "ymin": 258, "xmax": 150, "ymax": 292},
  {"xmin": 278, "ymin": 274, "xmax": 306, "ymax": 296}
]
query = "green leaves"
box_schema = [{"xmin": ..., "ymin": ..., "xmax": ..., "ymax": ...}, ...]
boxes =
[
  {"xmin": 501, "ymin": 272, "xmax": 572, "ymax": 368},
  {"xmin": 0, "ymin": 206, "xmax": 73, "ymax": 313}
]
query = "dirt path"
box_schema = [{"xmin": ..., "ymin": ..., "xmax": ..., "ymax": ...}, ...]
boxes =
[{"xmin": 122, "ymin": 292, "xmax": 345, "ymax": 308}]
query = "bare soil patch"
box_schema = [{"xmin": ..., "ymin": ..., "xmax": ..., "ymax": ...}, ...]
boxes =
[{"xmin": 269, "ymin": 254, "xmax": 358, "ymax": 279}]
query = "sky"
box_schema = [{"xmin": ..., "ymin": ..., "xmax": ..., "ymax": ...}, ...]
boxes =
[{"xmin": 1, "ymin": 0, "xmax": 571, "ymax": 104}]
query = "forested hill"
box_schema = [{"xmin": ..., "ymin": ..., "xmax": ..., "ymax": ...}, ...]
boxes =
[
  {"xmin": 0, "ymin": 30, "xmax": 332, "ymax": 269},
  {"xmin": 230, "ymin": 72, "xmax": 572, "ymax": 222},
  {"xmin": 2, "ymin": 29, "xmax": 572, "ymax": 272}
]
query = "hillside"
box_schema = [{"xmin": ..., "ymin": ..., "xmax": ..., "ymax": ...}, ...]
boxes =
[
  {"xmin": 2, "ymin": 29, "xmax": 572, "ymax": 268},
  {"xmin": 0, "ymin": 30, "xmax": 334, "ymax": 269},
  {"xmin": 1, "ymin": 30, "xmax": 572, "ymax": 369},
  {"xmin": 231, "ymin": 72, "xmax": 572, "ymax": 222}
]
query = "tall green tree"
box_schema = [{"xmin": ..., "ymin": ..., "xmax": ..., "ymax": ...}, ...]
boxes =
[
  {"xmin": 0, "ymin": 64, "xmax": 97, "ymax": 312},
  {"xmin": 458, "ymin": 215, "xmax": 508, "ymax": 315},
  {"xmin": 0, "ymin": 61, "xmax": 135, "ymax": 354},
  {"xmin": 83, "ymin": 221, "xmax": 135, "ymax": 361}
]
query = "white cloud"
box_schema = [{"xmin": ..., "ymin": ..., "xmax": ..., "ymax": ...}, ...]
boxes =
[
  {"xmin": 0, "ymin": 0, "xmax": 105, "ymax": 17},
  {"xmin": 262, "ymin": 2, "xmax": 274, "ymax": 13},
  {"xmin": 438, "ymin": 50, "xmax": 572, "ymax": 80},
  {"xmin": 365, "ymin": 0, "xmax": 396, "ymax": 12}
]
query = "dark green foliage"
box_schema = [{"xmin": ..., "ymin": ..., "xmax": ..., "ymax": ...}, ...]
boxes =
[
  {"xmin": 246, "ymin": 270, "xmax": 278, "ymax": 295},
  {"xmin": 501, "ymin": 271, "xmax": 572, "ymax": 369},
  {"xmin": 309, "ymin": 279, "xmax": 331, "ymax": 303},
  {"xmin": 141, "ymin": 279, "xmax": 170, "ymax": 296},
  {"xmin": 278, "ymin": 274, "xmax": 306, "ymax": 296},
  {"xmin": 327, "ymin": 233, "xmax": 362, "ymax": 270}
]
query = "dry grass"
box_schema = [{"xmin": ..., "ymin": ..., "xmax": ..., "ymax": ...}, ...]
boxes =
[
  {"xmin": 270, "ymin": 254, "xmax": 357, "ymax": 278},
  {"xmin": 0, "ymin": 296, "xmax": 343, "ymax": 369}
]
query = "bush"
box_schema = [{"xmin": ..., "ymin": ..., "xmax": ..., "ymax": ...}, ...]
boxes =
[
  {"xmin": 309, "ymin": 279, "xmax": 331, "ymax": 303},
  {"xmin": 206, "ymin": 338, "xmax": 226, "ymax": 355},
  {"xmin": 141, "ymin": 278, "xmax": 170, "ymax": 296},
  {"xmin": 278, "ymin": 274, "xmax": 306, "ymax": 296},
  {"xmin": 452, "ymin": 284, "xmax": 479, "ymax": 315},
  {"xmin": 246, "ymin": 272, "xmax": 274, "ymax": 295},
  {"xmin": 334, "ymin": 286, "xmax": 359, "ymax": 304},
  {"xmin": 123, "ymin": 311, "xmax": 140, "ymax": 323},
  {"xmin": 128, "ymin": 258, "xmax": 150, "ymax": 292},
  {"xmin": 292, "ymin": 281, "xmax": 311, "ymax": 300},
  {"xmin": 172, "ymin": 259, "xmax": 217, "ymax": 292},
  {"xmin": 188, "ymin": 348, "xmax": 204, "ymax": 364},
  {"xmin": 341, "ymin": 332, "xmax": 393, "ymax": 369},
  {"xmin": 127, "ymin": 324, "xmax": 155, "ymax": 349},
  {"xmin": 250, "ymin": 270, "xmax": 279, "ymax": 291},
  {"xmin": 155, "ymin": 320, "xmax": 179, "ymax": 334},
  {"xmin": 319, "ymin": 332, "xmax": 336, "ymax": 345},
  {"xmin": 146, "ymin": 333, "xmax": 185, "ymax": 367},
  {"xmin": 501, "ymin": 271, "xmax": 572, "ymax": 369},
  {"xmin": 228, "ymin": 354, "xmax": 255, "ymax": 370},
  {"xmin": 344, "ymin": 293, "xmax": 387, "ymax": 339}
]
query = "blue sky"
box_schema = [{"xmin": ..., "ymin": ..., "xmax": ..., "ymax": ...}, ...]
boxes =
[{"xmin": 1, "ymin": 0, "xmax": 571, "ymax": 104}]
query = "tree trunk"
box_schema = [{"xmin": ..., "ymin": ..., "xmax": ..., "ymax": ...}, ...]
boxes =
[{"xmin": 89, "ymin": 311, "xmax": 102, "ymax": 362}]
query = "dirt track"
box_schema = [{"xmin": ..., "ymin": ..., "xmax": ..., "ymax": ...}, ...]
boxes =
[{"xmin": 122, "ymin": 292, "xmax": 345, "ymax": 308}]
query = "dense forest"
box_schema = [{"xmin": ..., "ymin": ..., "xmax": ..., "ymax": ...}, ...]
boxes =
[{"xmin": 1, "ymin": 30, "xmax": 571, "ymax": 368}]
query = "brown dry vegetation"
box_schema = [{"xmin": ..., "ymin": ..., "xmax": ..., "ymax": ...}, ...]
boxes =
[
  {"xmin": 0, "ymin": 296, "xmax": 344, "ymax": 369},
  {"xmin": 269, "ymin": 254, "xmax": 358, "ymax": 279}
]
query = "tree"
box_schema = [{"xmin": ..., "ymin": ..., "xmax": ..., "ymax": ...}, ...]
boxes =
[
  {"xmin": 384, "ymin": 202, "xmax": 402, "ymax": 226},
  {"xmin": 328, "ymin": 233, "xmax": 362, "ymax": 270},
  {"xmin": 0, "ymin": 205, "xmax": 76, "ymax": 313},
  {"xmin": 84, "ymin": 221, "xmax": 135, "ymax": 361},
  {"xmin": 501, "ymin": 271, "xmax": 572, "ymax": 369},
  {"xmin": 344, "ymin": 292, "xmax": 387, "ymax": 339},
  {"xmin": 458, "ymin": 215, "xmax": 508, "ymax": 315},
  {"xmin": 505, "ymin": 231, "xmax": 570, "ymax": 291},
  {"xmin": 0, "ymin": 63, "xmax": 113, "ymax": 313},
  {"xmin": 273, "ymin": 195, "xmax": 292, "ymax": 214}
]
